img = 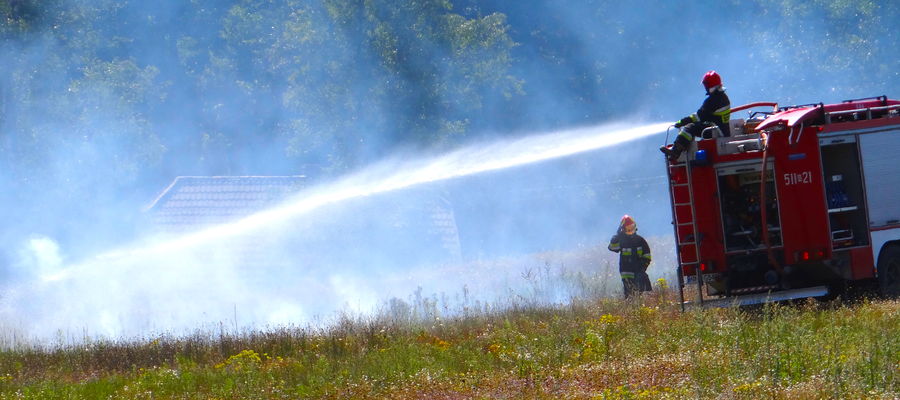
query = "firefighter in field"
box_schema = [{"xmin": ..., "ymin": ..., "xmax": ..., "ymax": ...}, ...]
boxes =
[
  {"xmin": 608, "ymin": 215, "xmax": 652, "ymax": 297},
  {"xmin": 660, "ymin": 70, "xmax": 732, "ymax": 161}
]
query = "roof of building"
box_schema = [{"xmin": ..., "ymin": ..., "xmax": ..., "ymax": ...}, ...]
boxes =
[
  {"xmin": 144, "ymin": 175, "xmax": 462, "ymax": 263},
  {"xmin": 145, "ymin": 175, "xmax": 306, "ymax": 232}
]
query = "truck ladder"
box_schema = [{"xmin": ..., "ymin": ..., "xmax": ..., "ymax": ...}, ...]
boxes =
[{"xmin": 664, "ymin": 152, "xmax": 705, "ymax": 310}]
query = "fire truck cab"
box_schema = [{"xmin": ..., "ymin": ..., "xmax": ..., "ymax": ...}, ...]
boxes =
[{"xmin": 664, "ymin": 96, "xmax": 900, "ymax": 307}]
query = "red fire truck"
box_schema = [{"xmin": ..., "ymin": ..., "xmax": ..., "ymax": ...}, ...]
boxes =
[{"xmin": 663, "ymin": 96, "xmax": 900, "ymax": 307}]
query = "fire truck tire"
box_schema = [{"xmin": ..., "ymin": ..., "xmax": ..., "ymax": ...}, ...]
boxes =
[{"xmin": 878, "ymin": 244, "xmax": 900, "ymax": 298}]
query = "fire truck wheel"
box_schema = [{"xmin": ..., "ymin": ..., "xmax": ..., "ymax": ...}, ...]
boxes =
[{"xmin": 878, "ymin": 245, "xmax": 900, "ymax": 298}]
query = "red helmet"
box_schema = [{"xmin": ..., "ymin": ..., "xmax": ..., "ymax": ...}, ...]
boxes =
[
  {"xmin": 620, "ymin": 215, "xmax": 637, "ymax": 231},
  {"xmin": 702, "ymin": 70, "xmax": 722, "ymax": 90}
]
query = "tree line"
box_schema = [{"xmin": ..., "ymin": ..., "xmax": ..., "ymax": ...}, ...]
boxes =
[{"xmin": 0, "ymin": 0, "xmax": 896, "ymax": 251}]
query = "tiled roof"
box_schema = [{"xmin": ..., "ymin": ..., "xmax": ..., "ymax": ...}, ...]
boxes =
[
  {"xmin": 145, "ymin": 176, "xmax": 306, "ymax": 232},
  {"xmin": 145, "ymin": 175, "xmax": 462, "ymax": 264}
]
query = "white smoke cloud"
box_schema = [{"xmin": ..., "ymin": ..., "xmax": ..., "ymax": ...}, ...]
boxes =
[
  {"xmin": 0, "ymin": 121, "xmax": 669, "ymax": 345},
  {"xmin": 13, "ymin": 236, "xmax": 65, "ymax": 280}
]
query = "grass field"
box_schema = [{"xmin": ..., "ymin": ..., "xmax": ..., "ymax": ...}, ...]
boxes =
[{"xmin": 0, "ymin": 281, "xmax": 897, "ymax": 399}]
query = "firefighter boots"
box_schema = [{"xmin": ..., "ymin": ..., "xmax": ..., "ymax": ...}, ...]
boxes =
[{"xmin": 659, "ymin": 142, "xmax": 685, "ymax": 162}]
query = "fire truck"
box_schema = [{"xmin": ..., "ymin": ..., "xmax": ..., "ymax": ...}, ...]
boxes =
[{"xmin": 662, "ymin": 96, "xmax": 900, "ymax": 307}]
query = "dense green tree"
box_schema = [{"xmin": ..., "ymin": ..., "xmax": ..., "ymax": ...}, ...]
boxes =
[
  {"xmin": 0, "ymin": 0, "xmax": 897, "ymax": 252},
  {"xmin": 731, "ymin": 0, "xmax": 899, "ymax": 103},
  {"xmin": 148, "ymin": 0, "xmax": 518, "ymax": 173}
]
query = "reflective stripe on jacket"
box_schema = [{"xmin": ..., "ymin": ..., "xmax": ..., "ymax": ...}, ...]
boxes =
[
  {"xmin": 678, "ymin": 87, "xmax": 731, "ymax": 135},
  {"xmin": 607, "ymin": 233, "xmax": 652, "ymax": 274}
]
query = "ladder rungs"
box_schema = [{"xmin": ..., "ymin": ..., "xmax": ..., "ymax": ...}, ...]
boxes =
[{"xmin": 668, "ymin": 158, "xmax": 700, "ymax": 270}]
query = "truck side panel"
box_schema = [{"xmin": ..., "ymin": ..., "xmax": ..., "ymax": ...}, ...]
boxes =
[
  {"xmin": 859, "ymin": 127, "xmax": 900, "ymax": 265},
  {"xmin": 859, "ymin": 128, "xmax": 900, "ymax": 229}
]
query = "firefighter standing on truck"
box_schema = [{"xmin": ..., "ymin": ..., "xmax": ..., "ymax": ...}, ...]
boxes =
[
  {"xmin": 660, "ymin": 70, "xmax": 732, "ymax": 161},
  {"xmin": 608, "ymin": 215, "xmax": 652, "ymax": 297}
]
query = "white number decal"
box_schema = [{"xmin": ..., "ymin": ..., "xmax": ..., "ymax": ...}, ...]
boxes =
[{"xmin": 783, "ymin": 171, "xmax": 812, "ymax": 186}]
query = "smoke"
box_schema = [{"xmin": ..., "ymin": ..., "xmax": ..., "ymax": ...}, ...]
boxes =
[
  {"xmin": 457, "ymin": 0, "xmax": 900, "ymax": 127},
  {"xmin": 0, "ymin": 121, "xmax": 669, "ymax": 343},
  {"xmin": 12, "ymin": 236, "xmax": 65, "ymax": 280}
]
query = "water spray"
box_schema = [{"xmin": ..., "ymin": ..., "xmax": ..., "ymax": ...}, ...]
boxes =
[
  {"xmin": 102, "ymin": 121, "xmax": 669, "ymax": 259},
  {"xmin": 4, "ymin": 121, "xmax": 669, "ymax": 342}
]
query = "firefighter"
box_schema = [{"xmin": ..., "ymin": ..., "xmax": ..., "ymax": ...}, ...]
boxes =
[
  {"xmin": 608, "ymin": 215, "xmax": 652, "ymax": 297},
  {"xmin": 660, "ymin": 70, "xmax": 731, "ymax": 161}
]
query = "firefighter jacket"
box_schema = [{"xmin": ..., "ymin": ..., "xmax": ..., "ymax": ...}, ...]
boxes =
[
  {"xmin": 678, "ymin": 87, "xmax": 731, "ymax": 136},
  {"xmin": 608, "ymin": 233, "xmax": 652, "ymax": 276}
]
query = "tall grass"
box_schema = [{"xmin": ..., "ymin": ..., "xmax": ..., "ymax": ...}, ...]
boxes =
[
  {"xmin": 0, "ymin": 289, "xmax": 896, "ymax": 398},
  {"xmin": 0, "ymin": 242, "xmax": 896, "ymax": 399}
]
